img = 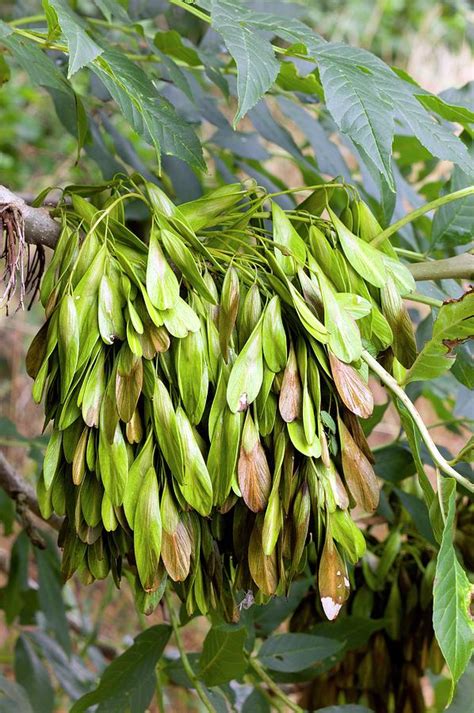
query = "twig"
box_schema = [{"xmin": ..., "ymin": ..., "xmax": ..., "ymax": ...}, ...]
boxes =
[
  {"xmin": 361, "ymin": 350, "xmax": 474, "ymax": 493},
  {"xmin": 0, "ymin": 450, "xmax": 64, "ymax": 531},
  {"xmin": 372, "ymin": 186, "xmax": 474, "ymax": 247},
  {"xmin": 408, "ymin": 254, "xmax": 474, "ymax": 282},
  {"xmin": 163, "ymin": 589, "xmax": 214, "ymax": 713},
  {"xmin": 248, "ymin": 657, "xmax": 304, "ymax": 713},
  {"xmin": 0, "ymin": 185, "xmax": 60, "ymax": 249}
]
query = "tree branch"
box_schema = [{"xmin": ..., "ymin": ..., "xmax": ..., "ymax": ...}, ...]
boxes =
[
  {"xmin": 408, "ymin": 254, "xmax": 474, "ymax": 282},
  {"xmin": 0, "ymin": 185, "xmax": 61, "ymax": 249},
  {"xmin": 0, "ymin": 450, "xmax": 63, "ymax": 531}
]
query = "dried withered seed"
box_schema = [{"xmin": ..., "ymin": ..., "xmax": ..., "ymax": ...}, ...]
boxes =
[
  {"xmin": 329, "ymin": 352, "xmax": 374, "ymax": 418},
  {"xmin": 381, "ymin": 276, "xmax": 417, "ymax": 369},
  {"xmin": 238, "ymin": 411, "xmax": 271, "ymax": 512},
  {"xmin": 248, "ymin": 514, "xmax": 278, "ymax": 596},
  {"xmin": 318, "ymin": 531, "xmax": 350, "ymax": 620},
  {"xmin": 342, "ymin": 409, "xmax": 375, "ymax": 464},
  {"xmin": 339, "ymin": 418, "xmax": 379, "ymax": 513},
  {"xmin": 279, "ymin": 342, "xmax": 302, "ymax": 422}
]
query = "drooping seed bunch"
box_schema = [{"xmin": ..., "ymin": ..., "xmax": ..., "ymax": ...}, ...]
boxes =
[{"xmin": 28, "ymin": 177, "xmax": 417, "ymax": 621}]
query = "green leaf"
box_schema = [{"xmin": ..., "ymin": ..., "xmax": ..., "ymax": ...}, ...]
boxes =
[
  {"xmin": 154, "ymin": 30, "xmax": 201, "ymax": 67},
  {"xmin": 317, "ymin": 44, "xmax": 395, "ymax": 190},
  {"xmin": 0, "ymin": 675, "xmax": 33, "ymax": 713},
  {"xmin": 14, "ymin": 635, "xmax": 54, "ymax": 713},
  {"xmin": 3, "ymin": 532, "xmax": 30, "ymax": 624},
  {"xmin": 431, "ymin": 165, "xmax": 474, "ymax": 250},
  {"xmin": 71, "ymin": 625, "xmax": 171, "ymax": 713},
  {"xmin": 311, "ymin": 617, "xmax": 386, "ymax": 654},
  {"xmin": 34, "ymin": 542, "xmax": 71, "ymax": 655},
  {"xmin": 445, "ymin": 664, "xmax": 474, "ymax": 713},
  {"xmin": 416, "ymin": 94, "xmax": 474, "ymax": 127},
  {"xmin": 45, "ymin": 0, "xmax": 103, "ymax": 77},
  {"xmin": 93, "ymin": 0, "xmax": 130, "ymax": 23},
  {"xmin": 433, "ymin": 480, "xmax": 474, "ymax": 701},
  {"xmin": 257, "ymin": 633, "xmax": 343, "ymax": 672},
  {"xmin": 198, "ymin": 624, "xmax": 247, "ymax": 686},
  {"xmin": 90, "ymin": 49, "xmax": 204, "ymax": 170},
  {"xmin": 27, "ymin": 631, "xmax": 94, "ymax": 700},
  {"xmin": 405, "ymin": 290, "xmax": 474, "ymax": 383},
  {"xmin": 242, "ymin": 689, "xmax": 270, "ymax": 713},
  {"xmin": 390, "ymin": 78, "xmax": 473, "ymax": 176},
  {"xmin": 210, "ymin": 0, "xmax": 279, "ymax": 125}
]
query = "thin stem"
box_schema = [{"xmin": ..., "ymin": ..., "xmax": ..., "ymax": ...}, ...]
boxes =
[
  {"xmin": 169, "ymin": 0, "xmax": 211, "ymax": 23},
  {"xmin": 406, "ymin": 293, "xmax": 443, "ymax": 308},
  {"xmin": 428, "ymin": 417, "xmax": 474, "ymax": 431},
  {"xmin": 394, "ymin": 248, "xmax": 428, "ymax": 262},
  {"xmin": 361, "ymin": 350, "xmax": 474, "ymax": 493},
  {"xmin": 268, "ymin": 183, "xmax": 346, "ymax": 199},
  {"xmin": 164, "ymin": 590, "xmax": 214, "ymax": 713},
  {"xmin": 249, "ymin": 657, "xmax": 304, "ymax": 713},
  {"xmin": 9, "ymin": 14, "xmax": 45, "ymax": 27},
  {"xmin": 372, "ymin": 187, "xmax": 474, "ymax": 247}
]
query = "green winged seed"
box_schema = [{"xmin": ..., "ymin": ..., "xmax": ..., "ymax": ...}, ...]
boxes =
[
  {"xmin": 227, "ymin": 317, "xmax": 264, "ymax": 413},
  {"xmin": 314, "ymin": 265, "xmax": 362, "ymax": 363},
  {"xmin": 81, "ymin": 349, "xmax": 106, "ymax": 428},
  {"xmin": 43, "ymin": 427, "xmax": 62, "ymax": 490},
  {"xmin": 219, "ymin": 265, "xmax": 240, "ymax": 362},
  {"xmin": 262, "ymin": 487, "xmax": 282, "ymax": 556},
  {"xmin": 288, "ymin": 283, "xmax": 328, "ymax": 342},
  {"xmin": 272, "ymin": 202, "xmax": 307, "ymax": 276},
  {"xmin": 134, "ymin": 467, "xmax": 162, "ymax": 592},
  {"xmin": 329, "ymin": 208, "xmax": 386, "ymax": 289},
  {"xmin": 152, "ymin": 379, "xmax": 184, "ymax": 484},
  {"xmin": 238, "ymin": 283, "xmax": 262, "ymax": 347},
  {"xmin": 98, "ymin": 272, "xmax": 125, "ymax": 344},
  {"xmin": 161, "ymin": 228, "xmax": 216, "ymax": 304},
  {"xmin": 175, "ymin": 327, "xmax": 209, "ymax": 425},
  {"xmin": 207, "ymin": 406, "xmax": 241, "ymax": 506},
  {"xmin": 115, "ymin": 344, "xmax": 143, "ymax": 423},
  {"xmin": 98, "ymin": 423, "xmax": 128, "ymax": 507},
  {"xmin": 381, "ymin": 276, "xmax": 417, "ymax": 369},
  {"xmin": 162, "ymin": 297, "xmax": 200, "ymax": 338},
  {"xmin": 176, "ymin": 407, "xmax": 213, "ymax": 516},
  {"xmin": 335, "ymin": 293, "xmax": 372, "ymax": 320},
  {"xmin": 330, "ymin": 509, "xmax": 366, "ymax": 564},
  {"xmin": 123, "ymin": 431, "xmax": 154, "ymax": 529},
  {"xmin": 262, "ymin": 296, "xmax": 287, "ymax": 373},
  {"xmin": 146, "ymin": 224, "xmax": 180, "ymax": 310},
  {"xmin": 58, "ymin": 295, "xmax": 79, "ymax": 402}
]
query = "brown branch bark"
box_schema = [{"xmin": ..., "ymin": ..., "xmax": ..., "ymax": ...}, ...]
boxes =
[
  {"xmin": 0, "ymin": 185, "xmax": 61, "ymax": 249},
  {"xmin": 0, "ymin": 450, "xmax": 63, "ymax": 532}
]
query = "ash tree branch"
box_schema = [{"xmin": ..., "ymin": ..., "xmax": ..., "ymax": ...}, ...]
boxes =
[
  {"xmin": 408, "ymin": 254, "xmax": 474, "ymax": 282},
  {"xmin": 1, "ymin": 185, "xmax": 474, "ymax": 282},
  {"xmin": 0, "ymin": 450, "xmax": 63, "ymax": 532},
  {"xmin": 0, "ymin": 184, "xmax": 61, "ymax": 249}
]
